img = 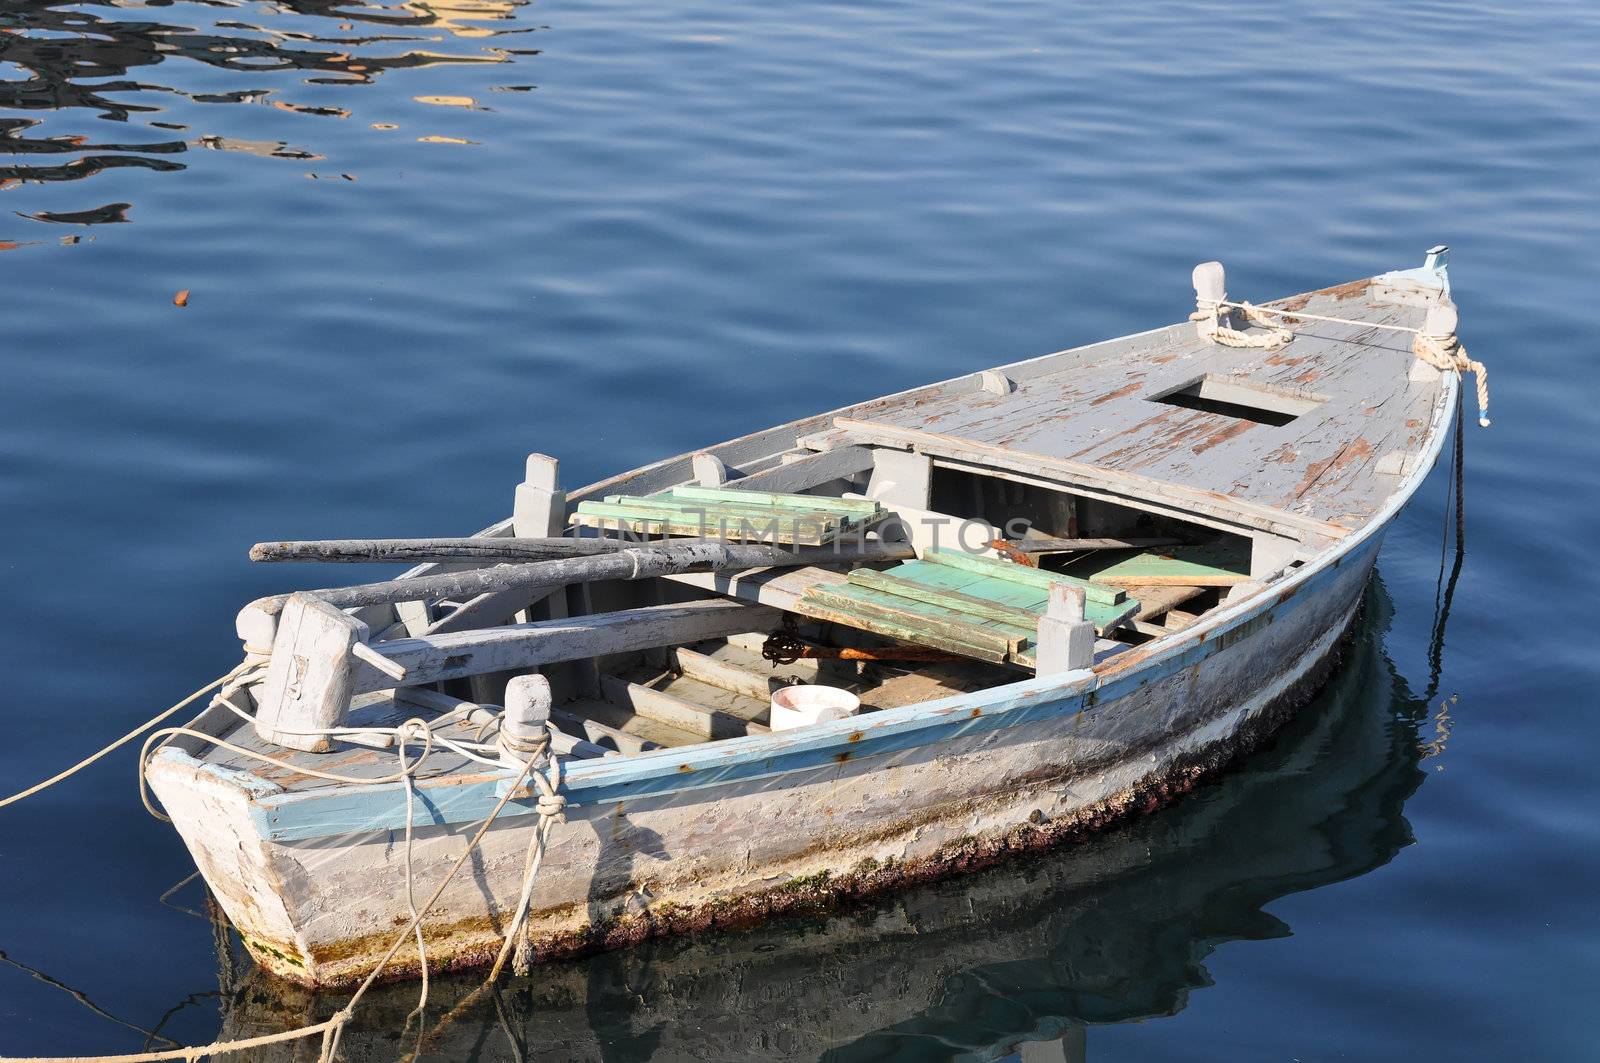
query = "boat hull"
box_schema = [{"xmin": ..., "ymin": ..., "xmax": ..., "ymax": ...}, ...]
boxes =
[{"xmin": 150, "ymin": 530, "xmax": 1384, "ymax": 988}]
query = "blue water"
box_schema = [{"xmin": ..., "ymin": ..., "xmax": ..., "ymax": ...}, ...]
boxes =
[{"xmin": 1, "ymin": 0, "xmax": 1597, "ymax": 1057}]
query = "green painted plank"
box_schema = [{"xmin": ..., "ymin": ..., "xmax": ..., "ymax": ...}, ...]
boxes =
[
  {"xmin": 1081, "ymin": 543, "xmax": 1251, "ymax": 587},
  {"xmin": 652, "ymin": 496, "xmax": 853, "ymax": 525},
  {"xmin": 890, "ymin": 560, "xmax": 1051, "ymax": 609},
  {"xmin": 846, "ymin": 569, "xmax": 1044, "ymax": 629},
  {"xmin": 799, "ymin": 588, "xmax": 1013, "ymax": 663},
  {"xmin": 887, "ymin": 559, "xmax": 1138, "ymax": 636},
  {"xmin": 922, "ymin": 548, "xmax": 1126, "ymax": 605},
  {"xmin": 808, "ymin": 584, "xmax": 1034, "ymax": 648},
  {"xmin": 1087, "ymin": 597, "xmax": 1141, "ymax": 638},
  {"xmin": 668, "ymin": 485, "xmax": 882, "ymax": 519}
]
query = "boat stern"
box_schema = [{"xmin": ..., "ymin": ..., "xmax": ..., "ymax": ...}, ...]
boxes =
[{"xmin": 144, "ymin": 747, "xmax": 314, "ymax": 980}]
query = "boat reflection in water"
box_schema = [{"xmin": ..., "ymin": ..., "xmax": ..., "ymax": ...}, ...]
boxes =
[{"xmin": 214, "ymin": 575, "xmax": 1433, "ymax": 1061}]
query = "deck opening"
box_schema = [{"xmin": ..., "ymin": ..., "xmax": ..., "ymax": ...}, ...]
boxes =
[{"xmin": 1149, "ymin": 374, "xmax": 1325, "ymax": 427}]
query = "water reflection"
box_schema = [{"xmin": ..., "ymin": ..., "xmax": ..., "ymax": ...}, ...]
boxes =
[
  {"xmin": 211, "ymin": 578, "xmax": 1433, "ymax": 1062},
  {"xmin": 0, "ymin": 0, "xmax": 531, "ymax": 215}
]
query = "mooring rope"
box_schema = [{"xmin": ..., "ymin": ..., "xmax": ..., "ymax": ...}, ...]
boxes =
[
  {"xmin": 487, "ymin": 727, "xmax": 566, "ymax": 980},
  {"xmin": 1425, "ymin": 386, "xmax": 1469, "ymax": 705},
  {"xmin": 396, "ymin": 719, "xmax": 433, "ymax": 1023},
  {"xmin": 1413, "ymin": 328, "xmax": 1491, "ymax": 428},
  {"xmin": 4, "ymin": 750, "xmax": 542, "ymax": 1063},
  {"xmin": 1204, "ymin": 297, "xmax": 1426, "ymax": 335},
  {"xmin": 1192, "ymin": 296, "xmax": 1492, "ymax": 428},
  {"xmin": 0, "ymin": 659, "xmax": 264, "ymax": 812}
]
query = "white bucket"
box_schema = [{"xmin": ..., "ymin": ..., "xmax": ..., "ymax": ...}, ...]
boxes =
[{"xmin": 769, "ymin": 684, "xmax": 861, "ymax": 732}]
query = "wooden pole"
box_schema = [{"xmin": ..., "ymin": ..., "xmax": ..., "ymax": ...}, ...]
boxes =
[
  {"xmin": 250, "ymin": 539, "xmax": 915, "ymax": 616},
  {"xmin": 250, "ymin": 537, "xmax": 629, "ymax": 564}
]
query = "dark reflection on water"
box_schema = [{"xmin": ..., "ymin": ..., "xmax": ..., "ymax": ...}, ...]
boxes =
[
  {"xmin": 202, "ymin": 578, "xmax": 1430, "ymax": 1062},
  {"xmin": 0, "ymin": 0, "xmax": 531, "ymax": 209}
]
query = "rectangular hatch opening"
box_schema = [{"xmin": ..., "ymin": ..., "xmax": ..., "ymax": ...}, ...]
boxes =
[{"xmin": 1150, "ymin": 374, "xmax": 1325, "ymax": 427}]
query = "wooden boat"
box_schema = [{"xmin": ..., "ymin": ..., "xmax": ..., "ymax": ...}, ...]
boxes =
[{"xmin": 144, "ymin": 251, "xmax": 1469, "ymax": 988}]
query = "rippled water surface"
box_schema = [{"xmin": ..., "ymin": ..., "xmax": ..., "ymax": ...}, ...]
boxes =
[{"xmin": 2, "ymin": 0, "xmax": 1597, "ymax": 1058}]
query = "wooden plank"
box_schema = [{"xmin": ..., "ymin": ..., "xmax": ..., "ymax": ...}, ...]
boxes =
[
  {"xmin": 350, "ymin": 600, "xmax": 781, "ymax": 694},
  {"xmin": 600, "ymin": 494, "xmax": 858, "ymax": 524},
  {"xmin": 803, "ymin": 585, "xmax": 1024, "ymax": 658},
  {"xmin": 886, "ymin": 560, "xmax": 1050, "ymax": 609},
  {"xmin": 800, "ymin": 585, "xmax": 1011, "ymax": 659},
  {"xmin": 1130, "ymin": 584, "xmax": 1208, "ymax": 621},
  {"xmin": 1083, "ymin": 543, "xmax": 1250, "ymax": 588},
  {"xmin": 667, "ymin": 484, "xmax": 882, "ymax": 519},
  {"xmin": 862, "ymin": 661, "xmax": 1008, "ymax": 710},
  {"xmin": 798, "ymin": 599, "xmax": 1012, "ymax": 665},
  {"xmin": 1103, "ymin": 573, "xmax": 1250, "ymax": 588},
  {"xmin": 812, "ymin": 583, "xmax": 1032, "ymax": 650},
  {"xmin": 551, "ymin": 705, "xmax": 662, "ymax": 753},
  {"xmin": 725, "ymin": 445, "xmax": 875, "ymax": 494},
  {"xmin": 420, "ymin": 585, "xmax": 556, "ymax": 636},
  {"xmin": 872, "ymin": 563, "xmax": 1138, "ymax": 637},
  {"xmin": 922, "ymin": 548, "xmax": 1126, "ymax": 605},
  {"xmin": 669, "ymin": 646, "xmax": 775, "ymax": 702},
  {"xmin": 666, "ymin": 565, "xmax": 850, "ymax": 614},
  {"xmin": 599, "ymin": 674, "xmax": 763, "ymax": 740},
  {"xmin": 845, "ymin": 569, "xmax": 1043, "ymax": 630}
]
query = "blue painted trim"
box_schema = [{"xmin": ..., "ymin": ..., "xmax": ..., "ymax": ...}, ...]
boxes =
[{"xmin": 251, "ymin": 532, "xmax": 1385, "ymax": 843}]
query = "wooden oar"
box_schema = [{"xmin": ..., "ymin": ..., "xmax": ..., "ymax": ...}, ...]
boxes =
[
  {"xmin": 249, "ymin": 539, "xmax": 915, "ymax": 616},
  {"xmin": 251, "ymin": 536, "xmax": 644, "ymax": 564}
]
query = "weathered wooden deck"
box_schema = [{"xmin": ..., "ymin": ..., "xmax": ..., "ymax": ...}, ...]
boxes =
[{"xmin": 810, "ymin": 279, "xmax": 1439, "ymax": 534}]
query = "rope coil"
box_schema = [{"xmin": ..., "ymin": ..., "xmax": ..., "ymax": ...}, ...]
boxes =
[{"xmin": 1190, "ymin": 298, "xmax": 1293, "ymax": 349}]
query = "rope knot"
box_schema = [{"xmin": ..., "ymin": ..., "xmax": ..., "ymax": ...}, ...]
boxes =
[
  {"xmin": 1413, "ymin": 324, "xmax": 1491, "ymax": 428},
  {"xmin": 1192, "ymin": 297, "xmax": 1292, "ymax": 349},
  {"xmin": 396, "ymin": 718, "xmax": 432, "ymax": 746}
]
